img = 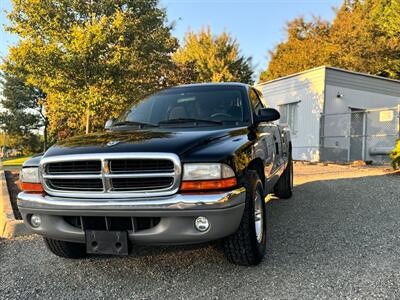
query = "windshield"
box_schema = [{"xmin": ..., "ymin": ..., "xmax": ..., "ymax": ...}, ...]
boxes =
[{"xmin": 116, "ymin": 86, "xmax": 250, "ymax": 126}]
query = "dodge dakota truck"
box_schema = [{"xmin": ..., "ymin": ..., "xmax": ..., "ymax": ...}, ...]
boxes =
[{"xmin": 18, "ymin": 83, "xmax": 293, "ymax": 266}]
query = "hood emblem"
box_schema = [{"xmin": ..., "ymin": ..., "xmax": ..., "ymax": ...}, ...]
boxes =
[{"xmin": 106, "ymin": 141, "xmax": 120, "ymax": 147}]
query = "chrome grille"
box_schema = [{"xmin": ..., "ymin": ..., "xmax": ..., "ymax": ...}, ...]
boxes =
[
  {"xmin": 46, "ymin": 161, "xmax": 101, "ymax": 174},
  {"xmin": 40, "ymin": 153, "xmax": 181, "ymax": 199},
  {"xmin": 47, "ymin": 178, "xmax": 104, "ymax": 191},
  {"xmin": 109, "ymin": 159, "xmax": 174, "ymax": 174},
  {"xmin": 111, "ymin": 177, "xmax": 174, "ymax": 191}
]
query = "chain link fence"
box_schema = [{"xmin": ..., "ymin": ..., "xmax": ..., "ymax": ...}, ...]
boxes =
[{"xmin": 320, "ymin": 106, "xmax": 400, "ymax": 163}]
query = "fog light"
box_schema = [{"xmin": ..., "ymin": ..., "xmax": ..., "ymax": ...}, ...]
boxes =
[
  {"xmin": 194, "ymin": 216, "xmax": 209, "ymax": 232},
  {"xmin": 30, "ymin": 215, "xmax": 41, "ymax": 228}
]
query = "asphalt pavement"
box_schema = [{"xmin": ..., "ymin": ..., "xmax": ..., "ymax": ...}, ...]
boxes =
[{"xmin": 1, "ymin": 166, "xmax": 399, "ymax": 299}]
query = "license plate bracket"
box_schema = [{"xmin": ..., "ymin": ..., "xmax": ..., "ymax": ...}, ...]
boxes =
[{"xmin": 85, "ymin": 230, "xmax": 128, "ymax": 255}]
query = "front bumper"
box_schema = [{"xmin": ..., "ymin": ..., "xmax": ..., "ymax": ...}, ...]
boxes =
[{"xmin": 17, "ymin": 188, "xmax": 246, "ymax": 245}]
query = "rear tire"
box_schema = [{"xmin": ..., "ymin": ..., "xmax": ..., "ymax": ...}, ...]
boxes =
[
  {"xmin": 44, "ymin": 237, "xmax": 87, "ymax": 259},
  {"xmin": 274, "ymin": 153, "xmax": 293, "ymax": 199},
  {"xmin": 223, "ymin": 170, "xmax": 267, "ymax": 266}
]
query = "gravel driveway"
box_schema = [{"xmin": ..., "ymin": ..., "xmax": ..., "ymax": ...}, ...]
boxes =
[{"xmin": 1, "ymin": 164, "xmax": 399, "ymax": 299}]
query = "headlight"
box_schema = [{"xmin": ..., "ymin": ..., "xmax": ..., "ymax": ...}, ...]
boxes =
[
  {"xmin": 20, "ymin": 167, "xmax": 40, "ymax": 183},
  {"xmin": 19, "ymin": 167, "xmax": 44, "ymax": 193},
  {"xmin": 183, "ymin": 163, "xmax": 235, "ymax": 181}
]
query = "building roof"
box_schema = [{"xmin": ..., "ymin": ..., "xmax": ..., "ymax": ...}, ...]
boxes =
[{"xmin": 256, "ymin": 66, "xmax": 400, "ymax": 87}]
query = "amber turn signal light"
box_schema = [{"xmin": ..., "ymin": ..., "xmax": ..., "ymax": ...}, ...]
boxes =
[
  {"xmin": 20, "ymin": 182, "xmax": 44, "ymax": 193},
  {"xmin": 180, "ymin": 177, "xmax": 237, "ymax": 191}
]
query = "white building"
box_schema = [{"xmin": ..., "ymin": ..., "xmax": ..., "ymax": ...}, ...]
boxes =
[{"xmin": 257, "ymin": 66, "xmax": 400, "ymax": 163}]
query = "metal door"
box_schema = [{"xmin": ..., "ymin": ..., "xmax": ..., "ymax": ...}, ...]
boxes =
[{"xmin": 349, "ymin": 109, "xmax": 365, "ymax": 161}]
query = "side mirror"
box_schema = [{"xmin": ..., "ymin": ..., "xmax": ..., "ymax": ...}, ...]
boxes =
[
  {"xmin": 254, "ymin": 108, "xmax": 280, "ymax": 124},
  {"xmin": 105, "ymin": 118, "xmax": 115, "ymax": 130}
]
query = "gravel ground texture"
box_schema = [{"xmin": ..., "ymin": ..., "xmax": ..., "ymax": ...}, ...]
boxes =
[{"xmin": 0, "ymin": 164, "xmax": 399, "ymax": 299}]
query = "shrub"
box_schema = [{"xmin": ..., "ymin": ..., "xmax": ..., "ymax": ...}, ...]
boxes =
[{"xmin": 390, "ymin": 139, "xmax": 400, "ymax": 169}]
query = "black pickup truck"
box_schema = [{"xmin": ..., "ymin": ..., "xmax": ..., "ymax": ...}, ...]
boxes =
[{"xmin": 18, "ymin": 83, "xmax": 293, "ymax": 266}]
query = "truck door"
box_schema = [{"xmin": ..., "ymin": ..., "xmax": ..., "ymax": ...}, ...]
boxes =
[
  {"xmin": 249, "ymin": 88, "xmax": 282, "ymax": 180},
  {"xmin": 278, "ymin": 126, "xmax": 290, "ymax": 163},
  {"xmin": 268, "ymin": 123, "xmax": 283, "ymax": 175}
]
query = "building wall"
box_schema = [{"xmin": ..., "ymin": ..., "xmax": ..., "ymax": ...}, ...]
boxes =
[
  {"xmin": 322, "ymin": 68, "xmax": 400, "ymax": 162},
  {"xmin": 257, "ymin": 67, "xmax": 325, "ymax": 161}
]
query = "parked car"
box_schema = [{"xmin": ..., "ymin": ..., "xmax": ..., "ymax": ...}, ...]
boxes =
[{"xmin": 17, "ymin": 83, "xmax": 293, "ymax": 265}]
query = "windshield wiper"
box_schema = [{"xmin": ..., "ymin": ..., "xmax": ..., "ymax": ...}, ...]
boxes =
[
  {"xmin": 158, "ymin": 118, "xmax": 223, "ymax": 125},
  {"xmin": 113, "ymin": 121, "xmax": 158, "ymax": 127}
]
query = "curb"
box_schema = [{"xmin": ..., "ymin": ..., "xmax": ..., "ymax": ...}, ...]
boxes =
[{"xmin": 0, "ymin": 169, "xmax": 29, "ymax": 238}]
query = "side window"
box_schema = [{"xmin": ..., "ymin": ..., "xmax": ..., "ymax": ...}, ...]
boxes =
[
  {"xmin": 255, "ymin": 89, "xmax": 268, "ymax": 107},
  {"xmin": 279, "ymin": 103, "xmax": 298, "ymax": 134},
  {"xmin": 249, "ymin": 89, "xmax": 263, "ymax": 115}
]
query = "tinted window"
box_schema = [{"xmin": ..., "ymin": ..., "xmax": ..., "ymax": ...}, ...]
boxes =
[{"xmin": 117, "ymin": 86, "xmax": 250, "ymax": 125}]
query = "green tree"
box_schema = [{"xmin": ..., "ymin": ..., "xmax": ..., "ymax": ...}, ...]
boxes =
[
  {"xmin": 0, "ymin": 71, "xmax": 41, "ymax": 135},
  {"xmin": 4, "ymin": 0, "xmax": 178, "ymax": 135},
  {"xmin": 371, "ymin": 0, "xmax": 400, "ymax": 37},
  {"xmin": 173, "ymin": 27, "xmax": 254, "ymax": 84},
  {"xmin": 0, "ymin": 68, "xmax": 48, "ymax": 153},
  {"xmin": 260, "ymin": 0, "xmax": 400, "ymax": 82},
  {"xmin": 368, "ymin": 0, "xmax": 400, "ymax": 78}
]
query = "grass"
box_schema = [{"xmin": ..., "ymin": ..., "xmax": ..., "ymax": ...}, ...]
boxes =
[{"xmin": 1, "ymin": 155, "xmax": 32, "ymax": 166}]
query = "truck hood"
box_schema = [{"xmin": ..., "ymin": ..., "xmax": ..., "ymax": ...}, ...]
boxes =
[{"xmin": 44, "ymin": 127, "xmax": 249, "ymax": 158}]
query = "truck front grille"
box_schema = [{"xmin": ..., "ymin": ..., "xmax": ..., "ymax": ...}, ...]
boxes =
[
  {"xmin": 40, "ymin": 153, "xmax": 181, "ymax": 198},
  {"xmin": 110, "ymin": 159, "xmax": 174, "ymax": 174},
  {"xmin": 46, "ymin": 161, "xmax": 101, "ymax": 174},
  {"xmin": 111, "ymin": 177, "xmax": 174, "ymax": 191},
  {"xmin": 47, "ymin": 178, "xmax": 104, "ymax": 191}
]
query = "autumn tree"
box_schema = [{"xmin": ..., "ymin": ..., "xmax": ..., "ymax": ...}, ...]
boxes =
[
  {"xmin": 369, "ymin": 0, "xmax": 400, "ymax": 78},
  {"xmin": 260, "ymin": 0, "xmax": 400, "ymax": 82},
  {"xmin": 260, "ymin": 17, "xmax": 331, "ymax": 81},
  {"xmin": 173, "ymin": 28, "xmax": 254, "ymax": 84},
  {"xmin": 4, "ymin": 0, "xmax": 178, "ymax": 135},
  {"xmin": 328, "ymin": 0, "xmax": 400, "ymax": 78}
]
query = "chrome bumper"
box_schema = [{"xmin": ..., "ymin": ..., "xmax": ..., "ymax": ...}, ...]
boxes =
[
  {"xmin": 17, "ymin": 188, "xmax": 246, "ymax": 245},
  {"xmin": 17, "ymin": 187, "xmax": 246, "ymax": 211}
]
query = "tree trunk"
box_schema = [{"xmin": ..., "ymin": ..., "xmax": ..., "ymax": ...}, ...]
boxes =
[
  {"xmin": 43, "ymin": 125, "xmax": 48, "ymax": 152},
  {"xmin": 85, "ymin": 109, "xmax": 90, "ymax": 134},
  {"xmin": 3, "ymin": 130, "xmax": 6, "ymax": 158}
]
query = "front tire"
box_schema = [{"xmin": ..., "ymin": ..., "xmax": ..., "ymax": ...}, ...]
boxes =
[
  {"xmin": 44, "ymin": 237, "xmax": 87, "ymax": 259},
  {"xmin": 223, "ymin": 170, "xmax": 267, "ymax": 266}
]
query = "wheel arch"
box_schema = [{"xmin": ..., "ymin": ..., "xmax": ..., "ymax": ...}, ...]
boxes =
[{"xmin": 246, "ymin": 158, "xmax": 265, "ymax": 192}]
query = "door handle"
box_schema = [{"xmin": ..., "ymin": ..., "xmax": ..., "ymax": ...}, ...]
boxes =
[{"xmin": 275, "ymin": 141, "xmax": 279, "ymax": 154}]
